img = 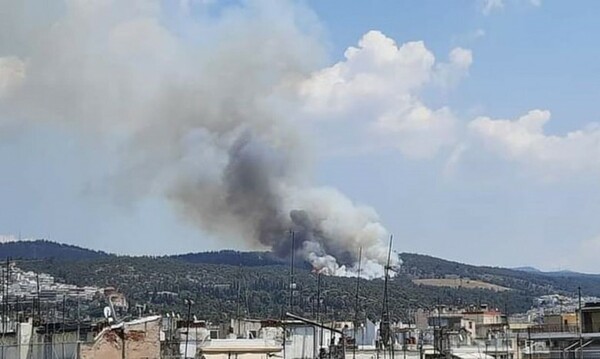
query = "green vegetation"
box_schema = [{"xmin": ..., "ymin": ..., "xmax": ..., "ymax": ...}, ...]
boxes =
[
  {"xmin": 5, "ymin": 241, "xmax": 600, "ymax": 324},
  {"xmin": 400, "ymin": 253, "xmax": 600, "ymax": 297},
  {"xmin": 14, "ymin": 255, "xmax": 533, "ymax": 324}
]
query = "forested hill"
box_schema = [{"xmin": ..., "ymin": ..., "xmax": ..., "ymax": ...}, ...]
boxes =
[
  {"xmin": 4, "ymin": 240, "xmax": 600, "ymax": 321},
  {"xmin": 0, "ymin": 240, "xmax": 110, "ymax": 260},
  {"xmin": 170, "ymin": 250, "xmax": 600, "ymax": 297},
  {"xmin": 398, "ymin": 253, "xmax": 600, "ymax": 297},
  {"xmin": 171, "ymin": 250, "xmax": 287, "ymax": 267},
  {"xmin": 3, "ymin": 240, "xmax": 600, "ymax": 297}
]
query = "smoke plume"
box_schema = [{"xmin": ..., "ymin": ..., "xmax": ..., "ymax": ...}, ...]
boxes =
[{"xmin": 0, "ymin": 0, "xmax": 399, "ymax": 278}]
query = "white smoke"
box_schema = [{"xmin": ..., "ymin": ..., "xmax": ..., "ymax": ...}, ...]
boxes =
[{"xmin": 0, "ymin": 0, "xmax": 399, "ymax": 278}]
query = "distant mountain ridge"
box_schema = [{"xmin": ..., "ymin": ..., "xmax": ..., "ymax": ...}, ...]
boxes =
[
  {"xmin": 513, "ymin": 266, "xmax": 586, "ymax": 276},
  {"xmin": 7, "ymin": 239, "xmax": 600, "ymax": 320},
  {"xmin": 0, "ymin": 240, "xmax": 287, "ymax": 266},
  {"xmin": 0, "ymin": 240, "xmax": 111, "ymax": 260},
  {"xmin": 513, "ymin": 266, "xmax": 542, "ymax": 273},
  {"xmin": 0, "ymin": 239, "xmax": 596, "ymax": 275},
  {"xmin": 3, "ymin": 239, "xmax": 600, "ymax": 296}
]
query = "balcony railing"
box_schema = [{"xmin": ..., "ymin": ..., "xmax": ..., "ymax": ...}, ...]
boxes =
[{"xmin": 528, "ymin": 324, "xmax": 579, "ymax": 334}]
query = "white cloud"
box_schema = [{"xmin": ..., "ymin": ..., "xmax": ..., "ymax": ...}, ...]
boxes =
[
  {"xmin": 530, "ymin": 0, "xmax": 542, "ymax": 7},
  {"xmin": 0, "ymin": 57, "xmax": 26, "ymax": 98},
  {"xmin": 374, "ymin": 103, "xmax": 456, "ymax": 159},
  {"xmin": 299, "ymin": 31, "xmax": 435, "ymax": 114},
  {"xmin": 299, "ymin": 30, "xmax": 470, "ymax": 159},
  {"xmin": 434, "ymin": 47, "xmax": 473, "ymax": 89},
  {"xmin": 481, "ymin": 0, "xmax": 541, "ymax": 15},
  {"xmin": 468, "ymin": 109, "xmax": 600, "ymax": 177},
  {"xmin": 482, "ymin": 0, "xmax": 504, "ymax": 15}
]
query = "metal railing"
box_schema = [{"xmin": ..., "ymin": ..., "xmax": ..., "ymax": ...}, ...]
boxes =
[{"xmin": 528, "ymin": 324, "xmax": 580, "ymax": 334}]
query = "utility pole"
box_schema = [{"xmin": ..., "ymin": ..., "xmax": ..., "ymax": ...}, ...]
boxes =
[
  {"xmin": 578, "ymin": 286, "xmax": 583, "ymax": 359},
  {"xmin": 380, "ymin": 236, "xmax": 394, "ymax": 359},
  {"xmin": 7, "ymin": 258, "xmax": 10, "ymax": 327},
  {"xmin": 527, "ymin": 326, "xmax": 532, "ymax": 359},
  {"xmin": 77, "ymin": 294, "xmax": 81, "ymax": 345},
  {"xmin": 353, "ymin": 248, "xmax": 363, "ymax": 359},
  {"xmin": 4, "ymin": 257, "xmax": 9, "ymax": 334},
  {"xmin": 236, "ymin": 255, "xmax": 243, "ymax": 335},
  {"xmin": 62, "ymin": 296, "xmax": 66, "ymax": 359},
  {"xmin": 436, "ymin": 298, "xmax": 442, "ymax": 357},
  {"xmin": 504, "ymin": 301, "xmax": 510, "ymax": 359},
  {"xmin": 418, "ymin": 330, "xmax": 423, "ymax": 359},
  {"xmin": 1, "ymin": 258, "xmax": 4, "ymax": 334},
  {"xmin": 288, "ymin": 231, "xmax": 295, "ymax": 314},
  {"xmin": 316, "ymin": 272, "xmax": 323, "ymax": 348},
  {"xmin": 184, "ymin": 299, "xmax": 194, "ymax": 359},
  {"xmin": 36, "ymin": 273, "xmax": 41, "ymax": 325},
  {"xmin": 15, "ymin": 296, "xmax": 19, "ymax": 324}
]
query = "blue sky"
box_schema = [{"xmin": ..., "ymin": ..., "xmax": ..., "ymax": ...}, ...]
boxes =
[{"xmin": 1, "ymin": 0, "xmax": 600, "ymax": 273}]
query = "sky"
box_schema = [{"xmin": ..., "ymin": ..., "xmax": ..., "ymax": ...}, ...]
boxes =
[{"xmin": 1, "ymin": 0, "xmax": 600, "ymax": 273}]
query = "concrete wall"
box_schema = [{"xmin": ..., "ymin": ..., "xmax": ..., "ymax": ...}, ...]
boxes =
[
  {"xmin": 179, "ymin": 326, "xmax": 211, "ymax": 358},
  {"xmin": 125, "ymin": 318, "xmax": 161, "ymax": 359},
  {"xmin": 230, "ymin": 319, "xmax": 262, "ymax": 339},
  {"xmin": 80, "ymin": 316, "xmax": 161, "ymax": 359},
  {"xmin": 80, "ymin": 329, "xmax": 123, "ymax": 359},
  {"xmin": 0, "ymin": 322, "xmax": 82, "ymax": 359},
  {"xmin": 545, "ymin": 313, "xmax": 577, "ymax": 328},
  {"xmin": 582, "ymin": 310, "xmax": 600, "ymax": 333},
  {"xmin": 285, "ymin": 326, "xmax": 317, "ymax": 359},
  {"xmin": 30, "ymin": 332, "xmax": 81, "ymax": 359}
]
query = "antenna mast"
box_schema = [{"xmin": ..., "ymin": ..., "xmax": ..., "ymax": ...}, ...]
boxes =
[
  {"xmin": 380, "ymin": 235, "xmax": 394, "ymax": 358},
  {"xmin": 288, "ymin": 231, "xmax": 295, "ymax": 314},
  {"xmin": 353, "ymin": 247, "xmax": 363, "ymax": 359},
  {"xmin": 236, "ymin": 253, "xmax": 243, "ymax": 334}
]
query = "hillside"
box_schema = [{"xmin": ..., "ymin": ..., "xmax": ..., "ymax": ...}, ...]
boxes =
[
  {"xmin": 411, "ymin": 278, "xmax": 510, "ymax": 292},
  {"xmin": 398, "ymin": 253, "xmax": 600, "ymax": 297},
  {"xmin": 5, "ymin": 240, "xmax": 600, "ymax": 322},
  {"xmin": 0, "ymin": 240, "xmax": 110, "ymax": 260},
  {"xmin": 16, "ymin": 255, "xmax": 533, "ymax": 323},
  {"xmin": 171, "ymin": 250, "xmax": 287, "ymax": 267}
]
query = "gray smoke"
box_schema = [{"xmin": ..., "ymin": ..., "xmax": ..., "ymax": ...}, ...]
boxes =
[{"xmin": 0, "ymin": 0, "xmax": 399, "ymax": 278}]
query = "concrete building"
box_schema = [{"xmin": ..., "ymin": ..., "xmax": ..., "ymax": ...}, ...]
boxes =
[
  {"xmin": 543, "ymin": 312, "xmax": 578, "ymax": 332},
  {"xmin": 581, "ymin": 302, "xmax": 600, "ymax": 333},
  {"xmin": 527, "ymin": 302, "xmax": 600, "ymax": 358}
]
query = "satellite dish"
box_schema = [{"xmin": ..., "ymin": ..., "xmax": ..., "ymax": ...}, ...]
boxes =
[
  {"xmin": 166, "ymin": 313, "xmax": 171, "ymax": 318},
  {"xmin": 193, "ymin": 315, "xmax": 198, "ymax": 321},
  {"xmin": 103, "ymin": 307, "xmax": 112, "ymax": 319}
]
